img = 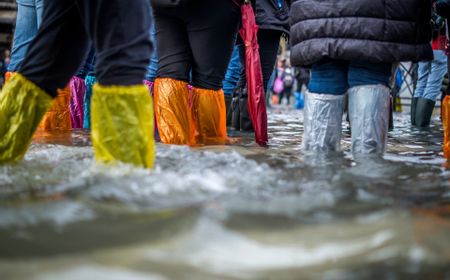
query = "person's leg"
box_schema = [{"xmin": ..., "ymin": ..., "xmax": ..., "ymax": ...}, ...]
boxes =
[
  {"xmin": 20, "ymin": 0, "xmax": 90, "ymax": 131},
  {"xmin": 224, "ymin": 46, "xmax": 241, "ymax": 127},
  {"xmin": 20, "ymin": 0, "xmax": 90, "ymax": 96},
  {"xmin": 186, "ymin": 0, "xmax": 240, "ymax": 90},
  {"xmin": 258, "ymin": 29, "xmax": 283, "ymax": 91},
  {"xmin": 83, "ymin": 74, "xmax": 96, "ymax": 129},
  {"xmin": 144, "ymin": 16, "xmax": 160, "ymax": 140},
  {"xmin": 223, "ymin": 46, "xmax": 241, "ymax": 96},
  {"xmin": 415, "ymin": 50, "xmax": 448, "ymax": 127},
  {"xmin": 145, "ymin": 15, "xmax": 158, "ymax": 83},
  {"xmin": 411, "ymin": 61, "xmax": 430, "ymax": 125},
  {"xmin": 8, "ymin": 0, "xmax": 39, "ymax": 72},
  {"xmin": 348, "ymin": 61, "xmax": 392, "ymax": 155},
  {"xmin": 414, "ymin": 62, "xmax": 430, "ymax": 99},
  {"xmin": 186, "ymin": 0, "xmax": 240, "ymax": 144},
  {"xmin": 69, "ymin": 75, "xmax": 86, "ymax": 129},
  {"xmin": 35, "ymin": 0, "xmax": 44, "ymax": 26},
  {"xmin": 1, "ymin": 0, "xmax": 88, "ymax": 162},
  {"xmin": 75, "ymin": 0, "xmax": 155, "ymax": 168},
  {"xmin": 152, "ymin": 8, "xmax": 194, "ymax": 145},
  {"xmin": 303, "ymin": 59, "xmax": 348, "ymax": 152},
  {"xmin": 245, "ymin": 30, "xmax": 282, "ymax": 130}
]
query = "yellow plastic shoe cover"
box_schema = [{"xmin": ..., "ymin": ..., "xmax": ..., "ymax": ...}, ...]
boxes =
[
  {"xmin": 0, "ymin": 73, "xmax": 52, "ymax": 163},
  {"xmin": 443, "ymin": 96, "xmax": 450, "ymax": 159},
  {"xmin": 91, "ymin": 83, "xmax": 155, "ymax": 169},
  {"xmin": 38, "ymin": 85, "xmax": 72, "ymax": 131},
  {"xmin": 191, "ymin": 87, "xmax": 227, "ymax": 145},
  {"xmin": 154, "ymin": 78, "xmax": 194, "ymax": 145}
]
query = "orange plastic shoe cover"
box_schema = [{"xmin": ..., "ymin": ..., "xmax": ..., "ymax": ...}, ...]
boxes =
[
  {"xmin": 443, "ymin": 96, "xmax": 450, "ymax": 159},
  {"xmin": 154, "ymin": 78, "xmax": 194, "ymax": 145},
  {"xmin": 190, "ymin": 87, "xmax": 227, "ymax": 145},
  {"xmin": 38, "ymin": 85, "xmax": 72, "ymax": 131}
]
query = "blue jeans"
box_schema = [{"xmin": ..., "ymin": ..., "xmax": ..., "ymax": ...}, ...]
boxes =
[
  {"xmin": 8, "ymin": 0, "xmax": 44, "ymax": 71},
  {"xmin": 414, "ymin": 50, "xmax": 448, "ymax": 101},
  {"xmin": 308, "ymin": 59, "xmax": 392, "ymax": 95},
  {"xmin": 223, "ymin": 46, "xmax": 241, "ymax": 96},
  {"xmin": 145, "ymin": 18, "xmax": 158, "ymax": 82}
]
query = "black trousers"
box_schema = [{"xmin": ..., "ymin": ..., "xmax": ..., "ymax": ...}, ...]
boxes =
[
  {"xmin": 236, "ymin": 29, "xmax": 282, "ymax": 92},
  {"xmin": 153, "ymin": 0, "xmax": 240, "ymax": 90},
  {"xmin": 19, "ymin": 0, "xmax": 153, "ymax": 97}
]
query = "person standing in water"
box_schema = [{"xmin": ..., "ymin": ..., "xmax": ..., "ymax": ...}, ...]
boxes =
[
  {"xmin": 290, "ymin": 0, "xmax": 433, "ymax": 155},
  {"xmin": 0, "ymin": 0, "xmax": 155, "ymax": 168}
]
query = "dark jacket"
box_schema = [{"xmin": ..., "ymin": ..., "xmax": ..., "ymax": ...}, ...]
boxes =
[
  {"xmin": 436, "ymin": 0, "xmax": 450, "ymax": 18},
  {"xmin": 253, "ymin": 0, "xmax": 291, "ymax": 34},
  {"xmin": 290, "ymin": 0, "xmax": 433, "ymax": 66}
]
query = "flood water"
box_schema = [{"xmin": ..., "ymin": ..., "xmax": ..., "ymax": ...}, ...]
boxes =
[{"xmin": 1, "ymin": 107, "xmax": 450, "ymax": 280}]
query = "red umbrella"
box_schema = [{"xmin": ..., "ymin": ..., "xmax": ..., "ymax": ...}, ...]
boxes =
[{"xmin": 239, "ymin": 1, "xmax": 268, "ymax": 147}]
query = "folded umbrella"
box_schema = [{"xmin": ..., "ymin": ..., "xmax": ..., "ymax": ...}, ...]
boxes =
[{"xmin": 239, "ymin": 0, "xmax": 268, "ymax": 146}]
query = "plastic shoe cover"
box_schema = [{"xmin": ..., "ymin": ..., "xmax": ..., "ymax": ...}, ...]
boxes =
[
  {"xmin": 191, "ymin": 87, "xmax": 227, "ymax": 145},
  {"xmin": 443, "ymin": 96, "xmax": 450, "ymax": 159},
  {"xmin": 0, "ymin": 73, "xmax": 52, "ymax": 163},
  {"xmin": 348, "ymin": 85, "xmax": 390, "ymax": 155},
  {"xmin": 302, "ymin": 92, "xmax": 345, "ymax": 152},
  {"xmin": 38, "ymin": 85, "xmax": 72, "ymax": 131},
  {"xmin": 154, "ymin": 78, "xmax": 194, "ymax": 145},
  {"xmin": 83, "ymin": 75, "xmax": 96, "ymax": 129},
  {"xmin": 91, "ymin": 84, "xmax": 155, "ymax": 169},
  {"xmin": 4, "ymin": 72, "xmax": 16, "ymax": 85},
  {"xmin": 69, "ymin": 76, "xmax": 86, "ymax": 128}
]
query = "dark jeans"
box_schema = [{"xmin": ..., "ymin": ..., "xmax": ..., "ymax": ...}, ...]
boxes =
[
  {"xmin": 19, "ymin": 0, "xmax": 153, "ymax": 97},
  {"xmin": 308, "ymin": 59, "xmax": 392, "ymax": 95},
  {"xmin": 153, "ymin": 0, "xmax": 240, "ymax": 90},
  {"xmin": 236, "ymin": 29, "xmax": 282, "ymax": 92}
]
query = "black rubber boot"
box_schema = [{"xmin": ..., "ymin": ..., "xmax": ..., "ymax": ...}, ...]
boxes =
[
  {"xmin": 415, "ymin": 97, "xmax": 436, "ymax": 127},
  {"xmin": 410, "ymin": 97, "xmax": 419, "ymax": 126},
  {"xmin": 239, "ymin": 88, "xmax": 254, "ymax": 131},
  {"xmin": 231, "ymin": 88, "xmax": 241, "ymax": 130},
  {"xmin": 389, "ymin": 95, "xmax": 394, "ymax": 131},
  {"xmin": 225, "ymin": 94, "xmax": 232, "ymax": 127}
]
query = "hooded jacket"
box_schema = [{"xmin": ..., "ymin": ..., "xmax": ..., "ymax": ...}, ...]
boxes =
[{"xmin": 290, "ymin": 0, "xmax": 434, "ymax": 66}]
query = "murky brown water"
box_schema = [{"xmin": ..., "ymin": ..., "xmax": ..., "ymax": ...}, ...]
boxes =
[{"xmin": 1, "ymin": 106, "xmax": 450, "ymax": 280}]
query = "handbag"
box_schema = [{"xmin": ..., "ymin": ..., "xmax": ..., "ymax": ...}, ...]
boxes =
[
  {"xmin": 150, "ymin": 0, "xmax": 191, "ymax": 8},
  {"xmin": 273, "ymin": 77, "xmax": 284, "ymax": 94}
]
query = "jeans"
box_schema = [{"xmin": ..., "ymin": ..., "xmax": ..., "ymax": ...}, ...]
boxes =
[
  {"xmin": 145, "ymin": 20, "xmax": 158, "ymax": 82},
  {"xmin": 19, "ymin": 0, "xmax": 153, "ymax": 97},
  {"xmin": 414, "ymin": 50, "xmax": 448, "ymax": 101},
  {"xmin": 308, "ymin": 59, "xmax": 393, "ymax": 95},
  {"xmin": 223, "ymin": 46, "xmax": 241, "ymax": 96},
  {"xmin": 154, "ymin": 0, "xmax": 240, "ymax": 90},
  {"xmin": 8, "ymin": 0, "xmax": 44, "ymax": 71}
]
